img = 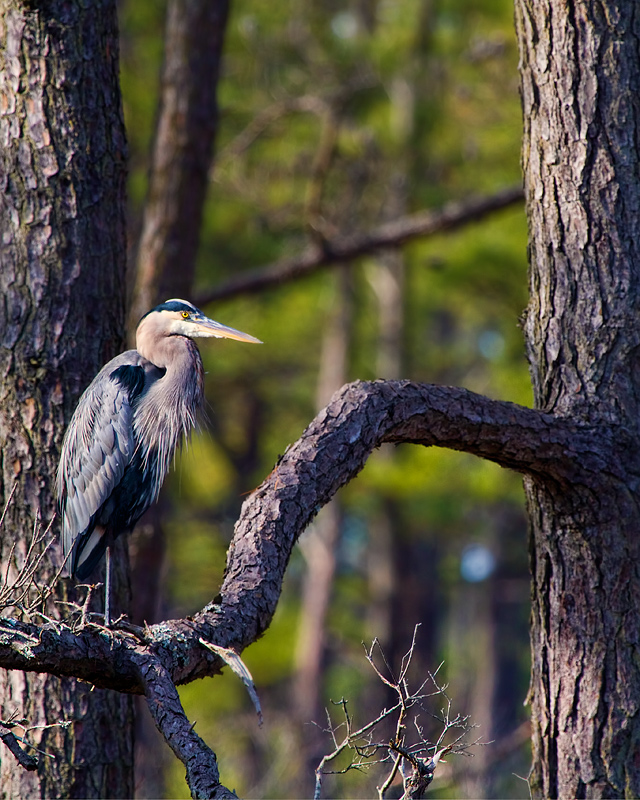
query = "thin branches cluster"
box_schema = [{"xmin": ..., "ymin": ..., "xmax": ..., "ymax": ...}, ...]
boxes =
[
  {"xmin": 315, "ymin": 626, "xmax": 481, "ymax": 800},
  {"xmin": 0, "ymin": 710, "xmax": 71, "ymax": 773},
  {"xmin": 0, "ymin": 485, "xmax": 62, "ymax": 619}
]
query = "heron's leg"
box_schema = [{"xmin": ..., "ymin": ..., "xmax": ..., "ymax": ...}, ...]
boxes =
[{"xmin": 104, "ymin": 545, "xmax": 112, "ymax": 627}]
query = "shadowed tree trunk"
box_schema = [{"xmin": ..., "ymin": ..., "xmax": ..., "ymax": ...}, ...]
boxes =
[
  {"xmin": 0, "ymin": 1, "xmax": 132, "ymax": 796},
  {"xmin": 515, "ymin": 2, "xmax": 640, "ymax": 796}
]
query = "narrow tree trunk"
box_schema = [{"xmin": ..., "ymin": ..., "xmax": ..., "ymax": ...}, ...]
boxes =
[
  {"xmin": 515, "ymin": 3, "xmax": 640, "ymax": 796},
  {"xmin": 128, "ymin": 0, "xmax": 230, "ymax": 330},
  {"xmin": 293, "ymin": 270, "xmax": 352, "ymax": 721},
  {"xmin": 0, "ymin": 1, "xmax": 132, "ymax": 795}
]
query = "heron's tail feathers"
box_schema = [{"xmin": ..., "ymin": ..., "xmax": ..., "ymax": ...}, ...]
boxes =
[{"xmin": 73, "ymin": 524, "xmax": 108, "ymax": 581}]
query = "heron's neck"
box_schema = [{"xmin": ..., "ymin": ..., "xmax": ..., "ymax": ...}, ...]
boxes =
[
  {"xmin": 137, "ymin": 334, "xmax": 205, "ymax": 411},
  {"xmin": 133, "ymin": 336, "xmax": 205, "ymax": 479},
  {"xmin": 137, "ymin": 329, "xmax": 190, "ymax": 370}
]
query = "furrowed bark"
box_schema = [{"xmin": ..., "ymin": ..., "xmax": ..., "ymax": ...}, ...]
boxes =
[
  {"xmin": 0, "ymin": 1, "xmax": 132, "ymax": 796},
  {"xmin": 516, "ymin": 2, "xmax": 640, "ymax": 796},
  {"xmin": 134, "ymin": 652, "xmax": 236, "ymax": 799}
]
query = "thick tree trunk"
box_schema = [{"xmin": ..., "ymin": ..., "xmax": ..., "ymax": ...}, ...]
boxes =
[
  {"xmin": 0, "ymin": 1, "xmax": 132, "ymax": 795},
  {"xmin": 515, "ymin": 2, "xmax": 640, "ymax": 796}
]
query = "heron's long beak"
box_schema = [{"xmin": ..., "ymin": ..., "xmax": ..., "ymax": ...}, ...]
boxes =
[{"xmin": 190, "ymin": 314, "xmax": 262, "ymax": 344}]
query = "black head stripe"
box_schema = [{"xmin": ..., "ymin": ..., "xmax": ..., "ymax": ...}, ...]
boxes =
[{"xmin": 139, "ymin": 298, "xmax": 199, "ymax": 323}]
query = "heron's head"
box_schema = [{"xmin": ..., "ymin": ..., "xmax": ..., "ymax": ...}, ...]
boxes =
[{"xmin": 137, "ymin": 299, "xmax": 261, "ymax": 362}]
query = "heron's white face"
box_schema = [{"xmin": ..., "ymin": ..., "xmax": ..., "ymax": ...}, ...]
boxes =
[
  {"xmin": 136, "ymin": 299, "xmax": 261, "ymax": 364},
  {"xmin": 138, "ymin": 298, "xmax": 261, "ymax": 343},
  {"xmin": 167, "ymin": 308, "xmax": 262, "ymax": 343}
]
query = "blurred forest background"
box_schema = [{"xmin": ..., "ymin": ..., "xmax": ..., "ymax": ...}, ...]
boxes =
[{"xmin": 119, "ymin": 0, "xmax": 532, "ymax": 796}]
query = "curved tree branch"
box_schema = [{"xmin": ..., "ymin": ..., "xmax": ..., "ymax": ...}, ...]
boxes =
[
  {"xmin": 194, "ymin": 187, "xmax": 524, "ymax": 305},
  {"xmin": 0, "ymin": 379, "xmax": 608, "ymax": 685},
  {"xmin": 0, "ymin": 380, "xmax": 612, "ymax": 790}
]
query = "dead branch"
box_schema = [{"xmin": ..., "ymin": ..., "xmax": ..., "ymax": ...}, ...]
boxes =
[
  {"xmin": 314, "ymin": 626, "xmax": 479, "ymax": 799},
  {"xmin": 214, "ymin": 73, "xmax": 378, "ymax": 166},
  {"xmin": 0, "ymin": 722, "xmax": 37, "ymax": 771},
  {"xmin": 0, "ymin": 492, "xmax": 63, "ymax": 616},
  {"xmin": 0, "ymin": 712, "xmax": 73, "ymax": 773},
  {"xmin": 215, "ymin": 95, "xmax": 330, "ymax": 162},
  {"xmin": 194, "ymin": 187, "xmax": 524, "ymax": 304}
]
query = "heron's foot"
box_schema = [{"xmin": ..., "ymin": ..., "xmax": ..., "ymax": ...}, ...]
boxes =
[
  {"xmin": 111, "ymin": 617, "xmax": 152, "ymax": 644},
  {"xmin": 83, "ymin": 615, "xmax": 151, "ymax": 644},
  {"xmin": 101, "ymin": 609, "xmax": 127, "ymax": 629},
  {"xmin": 55, "ymin": 583, "xmax": 106, "ymax": 631}
]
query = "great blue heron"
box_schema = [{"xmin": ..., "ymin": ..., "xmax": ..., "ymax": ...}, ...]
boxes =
[{"xmin": 56, "ymin": 298, "xmax": 261, "ymax": 625}]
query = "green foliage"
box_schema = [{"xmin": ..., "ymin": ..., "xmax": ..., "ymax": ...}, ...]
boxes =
[
  {"xmin": 119, "ymin": 0, "xmax": 167, "ymax": 208},
  {"xmin": 119, "ymin": 0, "xmax": 532, "ymax": 795}
]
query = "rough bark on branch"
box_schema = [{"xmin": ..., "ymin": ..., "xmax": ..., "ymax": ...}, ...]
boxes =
[
  {"xmin": 0, "ymin": 380, "xmax": 606, "ymax": 692},
  {"xmin": 194, "ymin": 187, "xmax": 524, "ymax": 305},
  {"xmin": 134, "ymin": 652, "xmax": 236, "ymax": 799},
  {"xmin": 0, "ymin": 378, "xmax": 615, "ymax": 793}
]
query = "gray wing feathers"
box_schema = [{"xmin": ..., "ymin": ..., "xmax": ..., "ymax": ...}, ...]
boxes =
[{"xmin": 57, "ymin": 353, "xmax": 143, "ymax": 561}]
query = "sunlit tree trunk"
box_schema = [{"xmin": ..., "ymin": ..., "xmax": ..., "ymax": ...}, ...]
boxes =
[
  {"xmin": 292, "ymin": 269, "xmax": 352, "ymax": 791},
  {"xmin": 0, "ymin": 1, "xmax": 132, "ymax": 795},
  {"xmin": 516, "ymin": 2, "xmax": 640, "ymax": 795}
]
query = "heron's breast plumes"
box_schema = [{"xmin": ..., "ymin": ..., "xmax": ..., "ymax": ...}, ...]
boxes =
[{"xmin": 133, "ymin": 340, "xmax": 205, "ymax": 501}]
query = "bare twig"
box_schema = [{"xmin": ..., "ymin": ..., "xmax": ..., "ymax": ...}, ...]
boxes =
[
  {"xmin": 0, "ymin": 483, "xmax": 18, "ymax": 529},
  {"xmin": 215, "ymin": 95, "xmax": 329, "ymax": 163},
  {"xmin": 314, "ymin": 626, "xmax": 480, "ymax": 799},
  {"xmin": 0, "ymin": 711, "xmax": 73, "ymax": 771},
  {"xmin": 214, "ymin": 74, "xmax": 378, "ymax": 167},
  {"xmin": 0, "ymin": 722, "xmax": 37, "ymax": 771},
  {"xmin": 0, "ymin": 494, "xmax": 63, "ymax": 616}
]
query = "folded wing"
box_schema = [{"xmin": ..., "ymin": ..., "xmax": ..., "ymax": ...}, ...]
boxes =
[{"xmin": 57, "ymin": 353, "xmax": 147, "ymax": 577}]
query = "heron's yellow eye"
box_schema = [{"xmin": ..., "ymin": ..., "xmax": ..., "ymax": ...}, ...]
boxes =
[{"xmin": 181, "ymin": 311, "xmax": 190, "ymax": 319}]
